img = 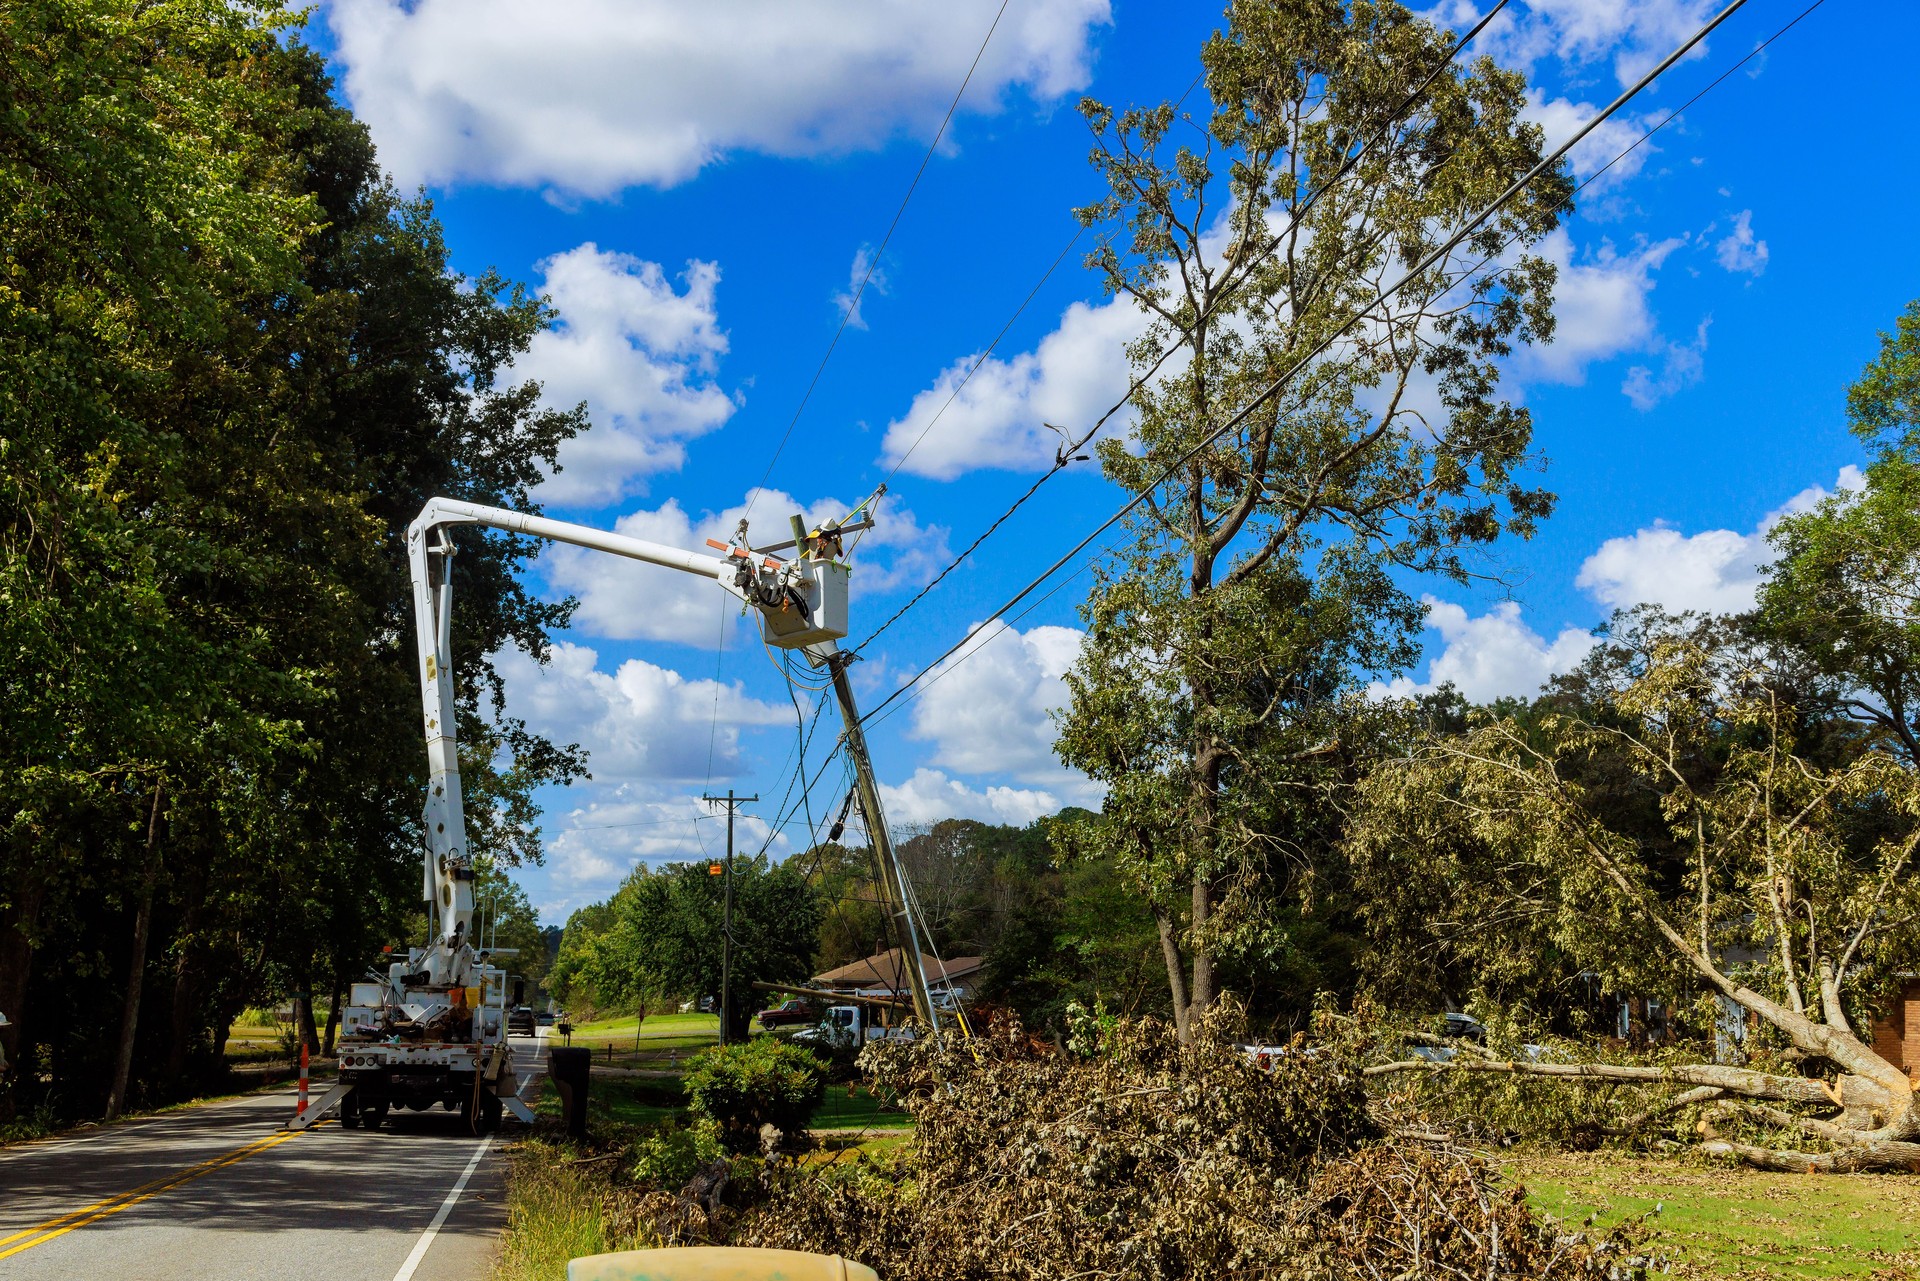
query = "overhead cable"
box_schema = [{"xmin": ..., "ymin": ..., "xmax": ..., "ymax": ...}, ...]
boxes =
[
  {"xmin": 746, "ymin": 0, "xmax": 1012, "ymax": 517},
  {"xmin": 855, "ymin": 0, "xmax": 1513, "ymax": 653},
  {"xmin": 857, "ymin": 0, "xmax": 1759, "ymax": 728}
]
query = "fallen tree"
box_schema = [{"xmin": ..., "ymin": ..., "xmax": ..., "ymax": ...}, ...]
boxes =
[
  {"xmin": 1351, "ymin": 609, "xmax": 1920, "ymax": 1171},
  {"xmin": 723, "ymin": 1014, "xmax": 1643, "ymax": 1279}
]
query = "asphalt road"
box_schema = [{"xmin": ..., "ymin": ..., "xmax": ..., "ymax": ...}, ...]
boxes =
[{"xmin": 0, "ymin": 1034, "xmax": 547, "ymax": 1280}]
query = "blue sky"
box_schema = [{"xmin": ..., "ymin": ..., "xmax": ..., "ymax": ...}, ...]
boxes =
[{"xmin": 307, "ymin": 0, "xmax": 1920, "ymax": 923}]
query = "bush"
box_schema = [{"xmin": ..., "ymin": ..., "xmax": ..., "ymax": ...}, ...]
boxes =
[
  {"xmin": 683, "ymin": 1038, "xmax": 826, "ymax": 1152},
  {"xmin": 632, "ymin": 1119, "xmax": 726, "ymax": 1188}
]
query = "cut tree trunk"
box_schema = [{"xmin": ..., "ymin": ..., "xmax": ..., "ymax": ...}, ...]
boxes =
[{"xmin": 1371, "ymin": 1055, "xmax": 1920, "ymax": 1170}]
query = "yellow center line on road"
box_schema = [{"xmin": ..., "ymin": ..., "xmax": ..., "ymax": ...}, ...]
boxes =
[
  {"xmin": 0, "ymin": 1121, "xmax": 329, "ymax": 1261},
  {"xmin": 0, "ymin": 1129, "xmax": 292, "ymax": 1247}
]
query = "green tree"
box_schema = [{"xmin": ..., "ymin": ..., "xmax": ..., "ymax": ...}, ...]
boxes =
[
  {"xmin": 802, "ymin": 841, "xmax": 889, "ymax": 973},
  {"xmin": 600, "ymin": 860, "xmax": 823, "ymax": 1042},
  {"xmin": 0, "ymin": 3, "xmax": 584, "ymax": 1117},
  {"xmin": 1056, "ymin": 0, "xmax": 1568, "ymax": 1041},
  {"xmin": 1761, "ymin": 300, "xmax": 1920, "ymax": 763},
  {"xmin": 548, "ymin": 899, "xmax": 621, "ymax": 1016}
]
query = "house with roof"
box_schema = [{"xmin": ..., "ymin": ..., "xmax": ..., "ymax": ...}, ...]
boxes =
[{"xmin": 811, "ymin": 947, "xmax": 982, "ymax": 1020}]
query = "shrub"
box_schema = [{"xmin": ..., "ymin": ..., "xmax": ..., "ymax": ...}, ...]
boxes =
[
  {"xmin": 632, "ymin": 1119, "xmax": 726, "ymax": 1188},
  {"xmin": 683, "ymin": 1038, "xmax": 826, "ymax": 1152}
]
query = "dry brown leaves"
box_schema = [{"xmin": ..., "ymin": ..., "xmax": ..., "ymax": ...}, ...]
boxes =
[{"xmin": 715, "ymin": 1013, "xmax": 1644, "ymax": 1279}]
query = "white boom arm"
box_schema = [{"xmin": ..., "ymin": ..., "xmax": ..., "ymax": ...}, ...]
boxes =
[{"xmin": 403, "ymin": 497, "xmax": 864, "ymax": 990}]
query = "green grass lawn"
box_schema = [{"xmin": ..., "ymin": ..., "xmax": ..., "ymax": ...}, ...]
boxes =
[
  {"xmin": 811, "ymin": 1084, "xmax": 910, "ymax": 1131},
  {"xmin": 562, "ymin": 1012, "xmax": 719, "ymax": 1043},
  {"xmin": 1508, "ymin": 1151, "xmax": 1920, "ymax": 1278}
]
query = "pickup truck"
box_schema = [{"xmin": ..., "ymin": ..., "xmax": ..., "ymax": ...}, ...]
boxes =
[
  {"xmin": 792, "ymin": 1004, "xmax": 915, "ymax": 1052},
  {"xmin": 756, "ymin": 998, "xmax": 820, "ymax": 1029}
]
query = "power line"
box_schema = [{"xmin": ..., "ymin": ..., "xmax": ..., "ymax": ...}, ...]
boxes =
[
  {"xmin": 560, "ymin": 810, "xmax": 827, "ymax": 835},
  {"xmin": 857, "ymin": 0, "xmax": 1763, "ymax": 729},
  {"xmin": 875, "ymin": 68, "xmax": 1211, "ymax": 485},
  {"xmin": 879, "ymin": 229, "xmax": 1087, "ymax": 484},
  {"xmin": 746, "ymin": 0, "xmax": 1012, "ymax": 516},
  {"xmin": 854, "ymin": 0, "xmax": 1513, "ymax": 654},
  {"xmin": 862, "ymin": 551, "xmax": 1101, "ymax": 734}
]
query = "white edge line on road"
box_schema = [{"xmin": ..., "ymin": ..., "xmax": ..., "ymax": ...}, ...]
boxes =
[{"xmin": 391, "ymin": 1136, "xmax": 491, "ymax": 1281}]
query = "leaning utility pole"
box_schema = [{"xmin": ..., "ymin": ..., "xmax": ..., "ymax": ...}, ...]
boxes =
[
  {"xmin": 702, "ymin": 789, "xmax": 757, "ymax": 1045},
  {"xmin": 823, "ymin": 653, "xmax": 940, "ymax": 1031}
]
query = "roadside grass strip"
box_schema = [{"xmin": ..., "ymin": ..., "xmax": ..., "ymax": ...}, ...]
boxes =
[{"xmin": 0, "ymin": 1121, "xmax": 327, "ymax": 1260}]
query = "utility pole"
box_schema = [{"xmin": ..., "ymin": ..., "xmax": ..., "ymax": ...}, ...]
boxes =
[
  {"xmin": 702, "ymin": 789, "xmax": 757, "ymax": 1044},
  {"xmin": 823, "ymin": 651, "xmax": 940, "ymax": 1031}
]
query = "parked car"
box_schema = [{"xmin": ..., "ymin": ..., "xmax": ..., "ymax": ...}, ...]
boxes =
[
  {"xmin": 507, "ymin": 1005, "xmax": 536, "ymax": 1035},
  {"xmin": 535, "ymin": 1010, "xmax": 555, "ymax": 1026},
  {"xmin": 677, "ymin": 995, "xmax": 718, "ymax": 1014},
  {"xmin": 1405, "ymin": 1012, "xmax": 1561, "ymax": 1064},
  {"xmin": 756, "ymin": 998, "xmax": 820, "ymax": 1029}
]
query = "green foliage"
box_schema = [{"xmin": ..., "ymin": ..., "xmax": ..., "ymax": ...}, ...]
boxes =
[
  {"xmin": 555, "ymin": 857, "xmax": 822, "ymax": 1041},
  {"xmin": 631, "ymin": 1119, "xmax": 726, "ymax": 1188},
  {"xmin": 733, "ymin": 1015, "xmax": 1632, "ymax": 1279},
  {"xmin": 1057, "ymin": 0, "xmax": 1569, "ymax": 1035},
  {"xmin": 1349, "ymin": 608, "xmax": 1920, "ymax": 1045},
  {"xmin": 497, "ymin": 1137, "xmax": 651, "ymax": 1281},
  {"xmin": 683, "ymin": 1037, "xmax": 826, "ymax": 1153},
  {"xmin": 0, "ymin": 0, "xmax": 582, "ymax": 1120}
]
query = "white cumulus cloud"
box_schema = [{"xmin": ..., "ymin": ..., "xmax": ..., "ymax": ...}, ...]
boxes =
[
  {"xmin": 497, "ymin": 640, "xmax": 788, "ymax": 783},
  {"xmin": 517, "ymin": 245, "xmax": 737, "ymax": 507},
  {"xmin": 1425, "ymin": 0, "xmax": 1722, "ymax": 90},
  {"xmin": 540, "ymin": 488, "xmax": 950, "ymax": 646},
  {"xmin": 328, "ymin": 0, "xmax": 1112, "ymax": 198},
  {"xmin": 538, "ymin": 788, "xmax": 788, "ymax": 920},
  {"xmin": 1517, "ymin": 228, "xmax": 1686, "ymax": 386},
  {"xmin": 1575, "ymin": 466, "xmax": 1864, "ymax": 616},
  {"xmin": 880, "ymin": 768, "xmax": 1066, "ymax": 827},
  {"xmin": 1377, "ymin": 470, "xmax": 1868, "ymax": 706},
  {"xmin": 1523, "ymin": 92, "xmax": 1660, "ymax": 193},
  {"xmin": 907, "ymin": 620, "xmax": 1089, "ymax": 788},
  {"xmin": 1372, "ymin": 597, "xmax": 1598, "ymax": 703},
  {"xmin": 880, "ymin": 295, "xmax": 1145, "ymax": 479}
]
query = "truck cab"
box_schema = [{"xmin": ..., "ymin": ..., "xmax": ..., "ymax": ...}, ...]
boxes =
[{"xmin": 796, "ymin": 1005, "xmax": 915, "ymax": 1052}]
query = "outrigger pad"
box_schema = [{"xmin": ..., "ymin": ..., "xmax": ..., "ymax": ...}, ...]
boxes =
[{"xmin": 284, "ymin": 1081, "xmax": 353, "ymax": 1131}]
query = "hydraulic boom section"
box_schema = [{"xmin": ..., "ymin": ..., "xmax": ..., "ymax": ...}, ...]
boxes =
[{"xmin": 402, "ymin": 495, "xmax": 941, "ymax": 1030}]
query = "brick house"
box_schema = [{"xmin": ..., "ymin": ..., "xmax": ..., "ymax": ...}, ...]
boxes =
[{"xmin": 1870, "ymin": 976, "xmax": 1920, "ymax": 1073}]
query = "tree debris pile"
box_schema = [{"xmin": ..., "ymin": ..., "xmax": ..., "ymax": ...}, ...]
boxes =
[{"xmin": 713, "ymin": 1016, "xmax": 1642, "ymax": 1279}]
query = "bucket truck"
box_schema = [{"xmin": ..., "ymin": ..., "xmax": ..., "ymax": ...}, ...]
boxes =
[{"xmin": 290, "ymin": 493, "xmax": 944, "ymax": 1133}]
